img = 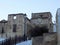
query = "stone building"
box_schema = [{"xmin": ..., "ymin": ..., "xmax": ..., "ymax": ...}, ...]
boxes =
[
  {"xmin": 0, "ymin": 13, "xmax": 32, "ymax": 38},
  {"xmin": 27, "ymin": 12, "xmax": 57, "ymax": 45},
  {"xmin": 32, "ymin": 32, "xmax": 57, "ymax": 45},
  {"xmin": 0, "ymin": 20, "xmax": 8, "ymax": 38},
  {"xmin": 7, "ymin": 13, "xmax": 26, "ymax": 37},
  {"xmin": 27, "ymin": 12, "xmax": 53, "ymax": 38},
  {"xmin": 0, "ymin": 12, "xmax": 55, "ymax": 45},
  {"xmin": 31, "ymin": 12, "xmax": 53, "ymax": 32},
  {"xmin": 0, "ymin": 12, "xmax": 53, "ymax": 37}
]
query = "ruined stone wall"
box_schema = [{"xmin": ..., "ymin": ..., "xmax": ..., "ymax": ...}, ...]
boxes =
[
  {"xmin": 43, "ymin": 32, "xmax": 57, "ymax": 45},
  {"xmin": 6, "ymin": 13, "xmax": 26, "ymax": 38},
  {"xmin": 0, "ymin": 20, "xmax": 8, "ymax": 38},
  {"xmin": 0, "ymin": 13, "xmax": 28, "ymax": 38},
  {"xmin": 32, "ymin": 36, "xmax": 43, "ymax": 45},
  {"xmin": 31, "ymin": 12, "xmax": 53, "ymax": 32},
  {"xmin": 32, "ymin": 32, "xmax": 57, "ymax": 45}
]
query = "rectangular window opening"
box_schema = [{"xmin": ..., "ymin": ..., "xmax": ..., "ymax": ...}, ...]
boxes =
[{"xmin": 13, "ymin": 24, "xmax": 17, "ymax": 32}]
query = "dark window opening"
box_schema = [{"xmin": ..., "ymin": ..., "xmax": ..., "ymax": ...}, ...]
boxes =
[
  {"xmin": 1, "ymin": 27, "xmax": 4, "ymax": 33},
  {"xmin": 40, "ymin": 15, "xmax": 43, "ymax": 18},
  {"xmin": 42, "ymin": 15, "xmax": 48, "ymax": 19},
  {"xmin": 28, "ymin": 26, "xmax": 49, "ymax": 37},
  {"xmin": 13, "ymin": 24, "xmax": 17, "ymax": 32},
  {"xmin": 40, "ymin": 15, "xmax": 48, "ymax": 19}
]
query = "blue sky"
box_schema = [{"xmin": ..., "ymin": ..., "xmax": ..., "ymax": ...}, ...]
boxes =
[{"xmin": 0, "ymin": 0, "xmax": 60, "ymax": 23}]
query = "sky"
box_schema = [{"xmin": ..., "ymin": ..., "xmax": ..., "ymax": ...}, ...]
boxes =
[{"xmin": 0, "ymin": 0, "xmax": 60, "ymax": 23}]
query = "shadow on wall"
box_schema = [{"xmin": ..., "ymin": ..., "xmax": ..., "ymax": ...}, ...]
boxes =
[{"xmin": 29, "ymin": 26, "xmax": 49, "ymax": 37}]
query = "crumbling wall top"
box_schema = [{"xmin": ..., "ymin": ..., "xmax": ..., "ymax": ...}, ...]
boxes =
[{"xmin": 8, "ymin": 13, "xmax": 26, "ymax": 16}]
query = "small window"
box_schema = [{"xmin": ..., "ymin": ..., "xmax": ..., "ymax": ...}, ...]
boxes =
[
  {"xmin": 40, "ymin": 15, "xmax": 43, "ymax": 17},
  {"xmin": 1, "ymin": 27, "xmax": 4, "ymax": 33},
  {"xmin": 13, "ymin": 24, "xmax": 17, "ymax": 32},
  {"xmin": 13, "ymin": 16, "xmax": 16, "ymax": 19}
]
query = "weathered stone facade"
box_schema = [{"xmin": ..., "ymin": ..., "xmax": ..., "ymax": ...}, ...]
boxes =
[
  {"xmin": 32, "ymin": 32, "xmax": 57, "ymax": 45},
  {"xmin": 0, "ymin": 12, "xmax": 55, "ymax": 45},
  {"xmin": 0, "ymin": 13, "xmax": 29, "ymax": 38},
  {"xmin": 7, "ymin": 13, "xmax": 26, "ymax": 37},
  {"xmin": 31, "ymin": 12, "xmax": 53, "ymax": 32},
  {"xmin": 0, "ymin": 13, "xmax": 35, "ymax": 39}
]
